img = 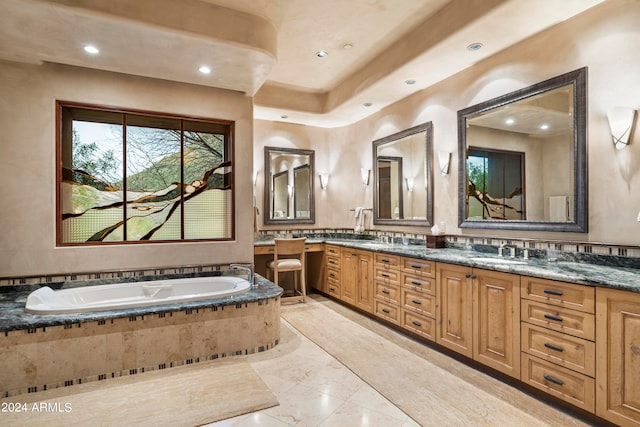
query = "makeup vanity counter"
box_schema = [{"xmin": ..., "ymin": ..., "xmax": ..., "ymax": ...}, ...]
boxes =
[{"xmin": 254, "ymin": 236, "xmax": 640, "ymax": 425}]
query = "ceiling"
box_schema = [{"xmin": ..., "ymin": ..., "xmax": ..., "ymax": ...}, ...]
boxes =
[{"xmin": 0, "ymin": 0, "xmax": 605, "ymax": 127}]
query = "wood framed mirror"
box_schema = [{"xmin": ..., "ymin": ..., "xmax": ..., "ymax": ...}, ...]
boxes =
[
  {"xmin": 264, "ymin": 146, "xmax": 315, "ymax": 225},
  {"xmin": 373, "ymin": 122, "xmax": 433, "ymax": 227},
  {"xmin": 458, "ymin": 67, "xmax": 588, "ymax": 232}
]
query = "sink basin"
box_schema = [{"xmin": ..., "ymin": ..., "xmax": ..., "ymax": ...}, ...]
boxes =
[{"xmin": 470, "ymin": 257, "xmax": 526, "ymax": 265}]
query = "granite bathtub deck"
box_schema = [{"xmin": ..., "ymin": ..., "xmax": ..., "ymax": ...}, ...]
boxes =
[{"xmin": 0, "ymin": 275, "xmax": 282, "ymax": 332}]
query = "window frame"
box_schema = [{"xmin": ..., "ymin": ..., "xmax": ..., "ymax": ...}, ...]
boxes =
[{"xmin": 56, "ymin": 101, "xmax": 235, "ymax": 246}]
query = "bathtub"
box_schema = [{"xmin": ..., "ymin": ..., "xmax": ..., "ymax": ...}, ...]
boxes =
[{"xmin": 25, "ymin": 276, "xmax": 251, "ymax": 314}]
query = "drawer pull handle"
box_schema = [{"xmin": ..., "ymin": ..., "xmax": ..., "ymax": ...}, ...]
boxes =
[
  {"xmin": 543, "ymin": 289, "xmax": 564, "ymax": 296},
  {"xmin": 382, "ymin": 289, "xmax": 390, "ymax": 295},
  {"xmin": 381, "ymin": 273, "xmax": 390, "ymax": 278},
  {"xmin": 382, "ymin": 308, "xmax": 390, "ymax": 314},
  {"xmin": 411, "ymin": 281, "xmax": 422, "ymax": 286},
  {"xmin": 543, "ymin": 313, "xmax": 564, "ymax": 322},
  {"xmin": 329, "ymin": 273, "xmax": 336, "ymax": 278},
  {"xmin": 465, "ymin": 273, "xmax": 471, "ymax": 278},
  {"xmin": 329, "ymin": 287, "xmax": 336, "ymax": 291},
  {"xmin": 411, "ymin": 321, "xmax": 422, "ymax": 327},
  {"xmin": 411, "ymin": 264, "xmax": 422, "ymax": 269},
  {"xmin": 543, "ymin": 374, "xmax": 564, "ymax": 386},
  {"xmin": 411, "ymin": 299, "xmax": 422, "ymax": 305},
  {"xmin": 544, "ymin": 343, "xmax": 564, "ymax": 353},
  {"xmin": 382, "ymin": 258, "xmax": 390, "ymax": 263}
]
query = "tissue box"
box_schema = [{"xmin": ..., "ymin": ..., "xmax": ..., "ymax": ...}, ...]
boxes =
[{"xmin": 426, "ymin": 235, "xmax": 445, "ymax": 248}]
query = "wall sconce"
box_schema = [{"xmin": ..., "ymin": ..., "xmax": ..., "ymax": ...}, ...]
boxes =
[
  {"xmin": 437, "ymin": 151, "xmax": 451, "ymax": 175},
  {"xmin": 607, "ymin": 107, "xmax": 637, "ymax": 150},
  {"xmin": 405, "ymin": 177, "xmax": 414, "ymax": 192},
  {"xmin": 287, "ymin": 184, "xmax": 294, "ymax": 198},
  {"xmin": 319, "ymin": 173, "xmax": 329, "ymax": 190},
  {"xmin": 361, "ymin": 168, "xmax": 370, "ymax": 186}
]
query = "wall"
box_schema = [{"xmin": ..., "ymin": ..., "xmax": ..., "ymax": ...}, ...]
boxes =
[
  {"xmin": 0, "ymin": 61, "xmax": 254, "ymax": 278},
  {"xmin": 254, "ymin": 0, "xmax": 640, "ymax": 245}
]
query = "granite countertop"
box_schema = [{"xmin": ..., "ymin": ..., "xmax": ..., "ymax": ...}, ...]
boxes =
[
  {"xmin": 0, "ymin": 275, "xmax": 282, "ymax": 332},
  {"xmin": 322, "ymin": 239, "xmax": 640, "ymax": 293}
]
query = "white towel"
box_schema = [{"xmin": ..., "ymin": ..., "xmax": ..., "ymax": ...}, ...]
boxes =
[{"xmin": 354, "ymin": 207, "xmax": 364, "ymax": 232}]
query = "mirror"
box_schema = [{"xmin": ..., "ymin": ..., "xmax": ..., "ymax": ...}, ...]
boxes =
[
  {"xmin": 458, "ymin": 67, "xmax": 587, "ymax": 232},
  {"xmin": 373, "ymin": 122, "xmax": 433, "ymax": 227},
  {"xmin": 264, "ymin": 146, "xmax": 315, "ymax": 225}
]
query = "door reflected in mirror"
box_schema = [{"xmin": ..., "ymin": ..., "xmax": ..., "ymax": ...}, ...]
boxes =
[
  {"xmin": 264, "ymin": 147, "xmax": 315, "ymax": 225},
  {"xmin": 373, "ymin": 122, "xmax": 433, "ymax": 227},
  {"xmin": 458, "ymin": 68, "xmax": 587, "ymax": 232}
]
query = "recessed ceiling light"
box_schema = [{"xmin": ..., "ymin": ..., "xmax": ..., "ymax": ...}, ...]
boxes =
[
  {"xmin": 466, "ymin": 42, "xmax": 483, "ymax": 52},
  {"xmin": 363, "ymin": 102, "xmax": 373, "ymax": 107},
  {"xmin": 199, "ymin": 65, "xmax": 211, "ymax": 74},
  {"xmin": 83, "ymin": 45, "xmax": 99, "ymax": 55},
  {"xmin": 315, "ymin": 51, "xmax": 328, "ymax": 58},
  {"xmin": 540, "ymin": 124, "xmax": 550, "ymax": 130},
  {"xmin": 505, "ymin": 118, "xmax": 515, "ymax": 125},
  {"xmin": 405, "ymin": 79, "xmax": 416, "ymax": 85}
]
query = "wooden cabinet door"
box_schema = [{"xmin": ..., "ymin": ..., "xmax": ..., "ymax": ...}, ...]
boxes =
[
  {"xmin": 340, "ymin": 250, "xmax": 358, "ymax": 306},
  {"xmin": 436, "ymin": 263, "xmax": 473, "ymax": 358},
  {"xmin": 473, "ymin": 269, "xmax": 521, "ymax": 378},
  {"xmin": 355, "ymin": 250, "xmax": 374, "ymax": 313},
  {"xmin": 596, "ymin": 288, "xmax": 640, "ymax": 426}
]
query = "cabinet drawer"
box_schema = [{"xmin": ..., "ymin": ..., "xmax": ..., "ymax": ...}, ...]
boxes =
[
  {"xmin": 375, "ymin": 282, "xmax": 400, "ymax": 304},
  {"xmin": 521, "ymin": 299, "xmax": 595, "ymax": 341},
  {"xmin": 521, "ymin": 323, "xmax": 595, "ymax": 376},
  {"xmin": 401, "ymin": 288, "xmax": 436, "ymax": 317},
  {"xmin": 327, "ymin": 277, "xmax": 340, "ymax": 298},
  {"xmin": 402, "ymin": 257, "xmax": 435, "ymax": 277},
  {"xmin": 374, "ymin": 300, "xmax": 400, "ymax": 324},
  {"xmin": 401, "ymin": 274, "xmax": 435, "ymax": 295},
  {"xmin": 374, "ymin": 266, "xmax": 400, "ymax": 284},
  {"xmin": 521, "ymin": 277, "xmax": 595, "ymax": 313},
  {"xmin": 402, "ymin": 310, "xmax": 435, "ymax": 341},
  {"xmin": 326, "ymin": 255, "xmax": 341, "ymax": 269},
  {"xmin": 304, "ymin": 243, "xmax": 323, "ymax": 252},
  {"xmin": 325, "ymin": 245, "xmax": 341, "ymax": 256},
  {"xmin": 254, "ymin": 245, "xmax": 275, "ymax": 255},
  {"xmin": 326, "ymin": 268, "xmax": 340, "ymax": 282},
  {"xmin": 521, "ymin": 353, "xmax": 595, "ymax": 412},
  {"xmin": 375, "ymin": 253, "xmax": 401, "ymax": 268}
]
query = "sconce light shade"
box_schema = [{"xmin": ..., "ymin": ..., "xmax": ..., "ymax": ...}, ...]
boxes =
[
  {"xmin": 361, "ymin": 168, "xmax": 370, "ymax": 186},
  {"xmin": 437, "ymin": 151, "xmax": 451, "ymax": 175},
  {"xmin": 607, "ymin": 107, "xmax": 637, "ymax": 150},
  {"xmin": 405, "ymin": 177, "xmax": 414, "ymax": 192},
  {"xmin": 320, "ymin": 173, "xmax": 329, "ymax": 190}
]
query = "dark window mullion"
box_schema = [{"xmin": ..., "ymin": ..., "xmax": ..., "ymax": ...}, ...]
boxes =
[
  {"xmin": 122, "ymin": 113, "xmax": 128, "ymax": 241},
  {"xmin": 180, "ymin": 120, "xmax": 185, "ymax": 240}
]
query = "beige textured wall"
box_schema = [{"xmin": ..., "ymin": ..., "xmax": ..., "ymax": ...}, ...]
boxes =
[
  {"xmin": 254, "ymin": 0, "xmax": 640, "ymax": 245},
  {"xmin": 0, "ymin": 61, "xmax": 254, "ymax": 278}
]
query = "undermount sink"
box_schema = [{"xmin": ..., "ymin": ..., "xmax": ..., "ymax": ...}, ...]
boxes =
[{"xmin": 470, "ymin": 257, "xmax": 526, "ymax": 265}]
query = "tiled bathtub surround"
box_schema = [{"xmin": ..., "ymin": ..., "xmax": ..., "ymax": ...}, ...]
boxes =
[{"xmin": 0, "ymin": 275, "xmax": 282, "ymax": 398}]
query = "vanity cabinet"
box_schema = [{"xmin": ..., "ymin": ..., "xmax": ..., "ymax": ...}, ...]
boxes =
[
  {"xmin": 436, "ymin": 263, "xmax": 520, "ymax": 378},
  {"xmin": 341, "ymin": 249, "xmax": 374, "ymax": 313},
  {"xmin": 401, "ymin": 257, "xmax": 437, "ymax": 341},
  {"xmin": 520, "ymin": 277, "xmax": 596, "ymax": 412},
  {"xmin": 596, "ymin": 288, "xmax": 640, "ymax": 426},
  {"xmin": 374, "ymin": 253, "xmax": 402, "ymax": 324},
  {"xmin": 324, "ymin": 244, "xmax": 342, "ymax": 298}
]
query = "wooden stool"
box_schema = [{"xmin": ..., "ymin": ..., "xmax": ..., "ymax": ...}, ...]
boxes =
[{"xmin": 266, "ymin": 237, "xmax": 307, "ymax": 303}]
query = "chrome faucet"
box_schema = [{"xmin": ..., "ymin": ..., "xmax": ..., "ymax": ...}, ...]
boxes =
[
  {"xmin": 230, "ymin": 263, "xmax": 255, "ymax": 286},
  {"xmin": 498, "ymin": 243, "xmax": 517, "ymax": 258}
]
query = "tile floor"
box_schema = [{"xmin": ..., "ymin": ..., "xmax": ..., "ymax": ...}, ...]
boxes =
[{"xmin": 208, "ymin": 295, "xmax": 591, "ymax": 427}]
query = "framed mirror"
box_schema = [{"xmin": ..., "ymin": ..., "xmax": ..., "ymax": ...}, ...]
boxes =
[
  {"xmin": 458, "ymin": 67, "xmax": 587, "ymax": 232},
  {"xmin": 373, "ymin": 122, "xmax": 433, "ymax": 227},
  {"xmin": 264, "ymin": 146, "xmax": 315, "ymax": 225}
]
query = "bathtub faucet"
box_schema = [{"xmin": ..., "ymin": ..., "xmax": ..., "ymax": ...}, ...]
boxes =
[{"xmin": 230, "ymin": 263, "xmax": 255, "ymax": 287}]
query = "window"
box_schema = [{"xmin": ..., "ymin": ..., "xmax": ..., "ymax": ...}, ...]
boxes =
[{"xmin": 57, "ymin": 102, "xmax": 234, "ymax": 245}]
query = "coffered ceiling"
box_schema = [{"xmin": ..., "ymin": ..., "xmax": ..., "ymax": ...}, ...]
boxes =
[{"xmin": 0, "ymin": 0, "xmax": 605, "ymax": 127}]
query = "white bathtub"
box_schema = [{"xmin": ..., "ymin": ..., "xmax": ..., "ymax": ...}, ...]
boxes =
[{"xmin": 25, "ymin": 276, "xmax": 251, "ymax": 314}]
